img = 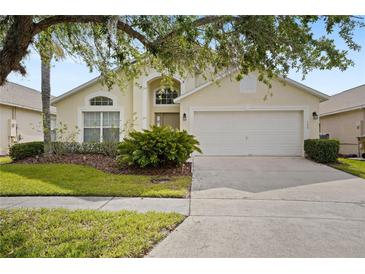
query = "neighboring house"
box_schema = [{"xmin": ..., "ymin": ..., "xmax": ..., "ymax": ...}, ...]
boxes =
[
  {"xmin": 51, "ymin": 70, "xmax": 328, "ymax": 156},
  {"xmin": 0, "ymin": 82, "xmax": 57, "ymax": 155},
  {"xmin": 320, "ymin": 84, "xmax": 365, "ymax": 156}
]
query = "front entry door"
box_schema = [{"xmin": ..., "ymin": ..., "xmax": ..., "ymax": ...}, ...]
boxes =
[{"xmin": 155, "ymin": 113, "xmax": 180, "ymax": 129}]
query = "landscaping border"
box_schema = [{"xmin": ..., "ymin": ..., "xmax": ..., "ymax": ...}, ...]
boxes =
[{"xmin": 16, "ymin": 154, "xmax": 192, "ymax": 176}]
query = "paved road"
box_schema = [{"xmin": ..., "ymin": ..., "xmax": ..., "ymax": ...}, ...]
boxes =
[{"xmin": 148, "ymin": 157, "xmax": 365, "ymax": 257}]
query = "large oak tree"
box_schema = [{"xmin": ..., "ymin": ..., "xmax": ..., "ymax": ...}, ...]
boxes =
[
  {"xmin": 0, "ymin": 15, "xmax": 363, "ymax": 152},
  {"xmin": 1, "ymin": 16, "xmax": 363, "ymax": 86}
]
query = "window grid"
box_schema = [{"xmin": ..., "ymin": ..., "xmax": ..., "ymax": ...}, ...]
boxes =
[
  {"xmin": 83, "ymin": 111, "xmax": 120, "ymax": 142},
  {"xmin": 90, "ymin": 96, "xmax": 113, "ymax": 106},
  {"xmin": 155, "ymin": 88, "xmax": 179, "ymax": 105}
]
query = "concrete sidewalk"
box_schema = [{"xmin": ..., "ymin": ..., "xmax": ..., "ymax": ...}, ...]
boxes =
[{"xmin": 0, "ymin": 196, "xmax": 189, "ymax": 215}]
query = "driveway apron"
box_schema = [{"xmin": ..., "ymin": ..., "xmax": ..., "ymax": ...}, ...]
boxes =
[{"xmin": 148, "ymin": 156, "xmax": 365, "ymax": 257}]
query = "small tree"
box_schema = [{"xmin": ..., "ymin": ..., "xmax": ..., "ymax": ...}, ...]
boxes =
[
  {"xmin": 35, "ymin": 31, "xmax": 65, "ymax": 154},
  {"xmin": 40, "ymin": 53, "xmax": 52, "ymax": 154}
]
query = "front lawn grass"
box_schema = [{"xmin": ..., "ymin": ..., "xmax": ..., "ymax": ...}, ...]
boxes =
[
  {"xmin": 0, "ymin": 208, "xmax": 184, "ymax": 257},
  {"xmin": 0, "ymin": 163, "xmax": 191, "ymax": 197},
  {"xmin": 0, "ymin": 156, "xmax": 12, "ymax": 165},
  {"xmin": 329, "ymin": 158, "xmax": 365, "ymax": 179}
]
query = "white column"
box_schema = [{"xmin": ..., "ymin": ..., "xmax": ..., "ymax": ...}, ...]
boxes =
[{"xmin": 141, "ymin": 86, "xmax": 148, "ymax": 130}]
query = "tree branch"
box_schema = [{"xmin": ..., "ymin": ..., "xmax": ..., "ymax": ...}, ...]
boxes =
[
  {"xmin": 153, "ymin": 16, "xmax": 225, "ymax": 46},
  {"xmin": 34, "ymin": 16, "xmax": 153, "ymax": 48},
  {"xmin": 116, "ymin": 19, "xmax": 153, "ymax": 48},
  {"xmin": 0, "ymin": 16, "xmax": 33, "ymax": 85},
  {"xmin": 0, "ymin": 15, "xmax": 155, "ymax": 84},
  {"xmin": 33, "ymin": 15, "xmax": 106, "ymax": 34}
]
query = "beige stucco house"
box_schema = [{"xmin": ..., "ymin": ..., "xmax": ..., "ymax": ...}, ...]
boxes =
[
  {"xmin": 0, "ymin": 82, "xmax": 56, "ymax": 155},
  {"xmin": 320, "ymin": 84, "xmax": 365, "ymax": 156},
  {"xmin": 52, "ymin": 69, "xmax": 328, "ymax": 156}
]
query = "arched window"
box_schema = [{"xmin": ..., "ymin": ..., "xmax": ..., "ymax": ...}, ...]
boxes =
[
  {"xmin": 90, "ymin": 96, "xmax": 113, "ymax": 106},
  {"xmin": 155, "ymin": 88, "xmax": 179, "ymax": 105}
]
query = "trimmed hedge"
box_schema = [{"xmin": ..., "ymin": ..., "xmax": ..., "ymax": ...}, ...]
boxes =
[
  {"xmin": 51, "ymin": 142, "xmax": 119, "ymax": 157},
  {"xmin": 117, "ymin": 126, "xmax": 201, "ymax": 168},
  {"xmin": 9, "ymin": 142, "xmax": 44, "ymax": 160},
  {"xmin": 9, "ymin": 141, "xmax": 119, "ymax": 160},
  {"xmin": 304, "ymin": 139, "xmax": 339, "ymax": 163}
]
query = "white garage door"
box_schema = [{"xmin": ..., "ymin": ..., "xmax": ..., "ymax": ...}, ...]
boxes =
[{"xmin": 193, "ymin": 110, "xmax": 303, "ymax": 156}]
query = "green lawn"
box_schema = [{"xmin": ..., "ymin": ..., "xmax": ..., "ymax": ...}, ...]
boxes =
[
  {"xmin": 0, "ymin": 208, "xmax": 184, "ymax": 258},
  {"xmin": 0, "ymin": 163, "xmax": 191, "ymax": 197},
  {"xmin": 0, "ymin": 156, "xmax": 12, "ymax": 165},
  {"xmin": 330, "ymin": 158, "xmax": 365, "ymax": 179}
]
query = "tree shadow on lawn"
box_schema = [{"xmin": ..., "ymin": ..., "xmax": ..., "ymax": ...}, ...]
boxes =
[{"xmin": 0, "ymin": 163, "xmax": 191, "ymax": 198}]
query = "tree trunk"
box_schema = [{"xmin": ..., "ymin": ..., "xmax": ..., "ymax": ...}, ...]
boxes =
[
  {"xmin": 0, "ymin": 16, "xmax": 34, "ymax": 85},
  {"xmin": 41, "ymin": 55, "xmax": 52, "ymax": 155}
]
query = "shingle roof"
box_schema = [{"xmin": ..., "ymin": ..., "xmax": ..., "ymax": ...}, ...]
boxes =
[
  {"xmin": 0, "ymin": 82, "xmax": 56, "ymax": 114},
  {"xmin": 319, "ymin": 84, "xmax": 365, "ymax": 116}
]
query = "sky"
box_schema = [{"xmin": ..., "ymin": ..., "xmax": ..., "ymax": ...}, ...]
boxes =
[{"xmin": 7, "ymin": 19, "xmax": 365, "ymax": 97}]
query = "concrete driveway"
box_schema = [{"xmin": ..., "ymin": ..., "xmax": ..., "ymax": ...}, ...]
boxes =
[{"xmin": 148, "ymin": 157, "xmax": 365, "ymax": 257}]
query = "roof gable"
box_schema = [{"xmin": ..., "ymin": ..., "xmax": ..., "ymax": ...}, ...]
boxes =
[
  {"xmin": 0, "ymin": 82, "xmax": 56, "ymax": 114},
  {"xmin": 51, "ymin": 75, "xmax": 102, "ymax": 104},
  {"xmin": 52, "ymin": 70, "xmax": 329, "ymax": 105},
  {"xmin": 174, "ymin": 73, "xmax": 329, "ymax": 103},
  {"xmin": 320, "ymin": 84, "xmax": 365, "ymax": 116}
]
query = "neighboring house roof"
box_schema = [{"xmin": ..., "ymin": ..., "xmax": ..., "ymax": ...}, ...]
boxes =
[
  {"xmin": 174, "ymin": 74, "xmax": 329, "ymax": 103},
  {"xmin": 320, "ymin": 84, "xmax": 365, "ymax": 117},
  {"xmin": 0, "ymin": 81, "xmax": 56, "ymax": 114}
]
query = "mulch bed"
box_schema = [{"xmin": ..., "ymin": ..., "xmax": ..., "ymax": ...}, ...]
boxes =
[{"xmin": 16, "ymin": 154, "xmax": 192, "ymax": 176}]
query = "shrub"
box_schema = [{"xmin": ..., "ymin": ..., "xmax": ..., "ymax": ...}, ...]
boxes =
[
  {"xmin": 51, "ymin": 142, "xmax": 119, "ymax": 157},
  {"xmin": 9, "ymin": 142, "xmax": 44, "ymax": 160},
  {"xmin": 10, "ymin": 141, "xmax": 119, "ymax": 160},
  {"xmin": 304, "ymin": 139, "xmax": 340, "ymax": 163},
  {"xmin": 117, "ymin": 126, "xmax": 202, "ymax": 168}
]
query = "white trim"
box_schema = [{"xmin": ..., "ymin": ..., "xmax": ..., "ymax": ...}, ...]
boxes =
[
  {"xmin": 77, "ymin": 92, "xmax": 124, "ymax": 142},
  {"xmin": 140, "ymin": 70, "xmax": 185, "ymax": 129},
  {"xmin": 174, "ymin": 81, "xmax": 213, "ymax": 103},
  {"xmin": 141, "ymin": 87, "xmax": 148, "ymax": 129},
  {"xmin": 52, "ymin": 68, "xmax": 329, "ymax": 105},
  {"xmin": 142, "ymin": 70, "xmax": 186, "ymax": 94},
  {"xmin": 320, "ymin": 104, "xmax": 365, "ymax": 117},
  {"xmin": 52, "ymin": 76, "xmax": 102, "ymax": 104},
  {"xmin": 152, "ymin": 87, "xmax": 181, "ymax": 107},
  {"xmin": 52, "ymin": 69, "xmax": 187, "ymax": 104},
  {"xmin": 0, "ymin": 101, "xmax": 57, "ymax": 114},
  {"xmin": 84, "ymin": 91, "xmax": 117, "ymax": 106},
  {"xmin": 174, "ymin": 72, "xmax": 329, "ymax": 103},
  {"xmin": 188, "ymin": 105, "xmax": 309, "ymax": 156},
  {"xmin": 280, "ymin": 77, "xmax": 329, "ymax": 102},
  {"xmin": 174, "ymin": 72, "xmax": 230, "ymax": 103}
]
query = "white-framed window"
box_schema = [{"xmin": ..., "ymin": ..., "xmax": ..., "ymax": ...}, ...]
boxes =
[
  {"xmin": 90, "ymin": 96, "xmax": 113, "ymax": 106},
  {"xmin": 155, "ymin": 88, "xmax": 179, "ymax": 105},
  {"xmin": 83, "ymin": 111, "xmax": 120, "ymax": 142}
]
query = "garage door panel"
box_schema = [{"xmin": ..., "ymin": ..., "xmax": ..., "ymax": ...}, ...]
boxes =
[
  {"xmin": 193, "ymin": 110, "xmax": 303, "ymax": 156},
  {"xmin": 196, "ymin": 132, "xmax": 247, "ymax": 155},
  {"xmin": 196, "ymin": 132, "xmax": 245, "ymax": 142},
  {"xmin": 194, "ymin": 112, "xmax": 246, "ymax": 132}
]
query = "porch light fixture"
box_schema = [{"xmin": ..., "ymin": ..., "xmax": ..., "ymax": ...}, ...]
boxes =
[
  {"xmin": 182, "ymin": 113, "xmax": 187, "ymax": 121},
  {"xmin": 312, "ymin": 112, "xmax": 319, "ymax": 120}
]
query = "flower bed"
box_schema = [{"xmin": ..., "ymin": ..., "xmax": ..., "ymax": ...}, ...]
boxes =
[{"xmin": 17, "ymin": 154, "xmax": 191, "ymax": 176}]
